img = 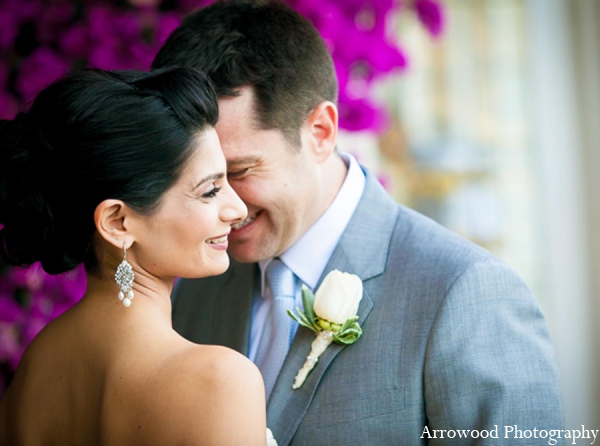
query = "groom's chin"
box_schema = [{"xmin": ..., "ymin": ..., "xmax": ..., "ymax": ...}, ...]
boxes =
[
  {"xmin": 227, "ymin": 241, "xmax": 270, "ymax": 264},
  {"xmin": 227, "ymin": 247, "xmax": 261, "ymax": 264}
]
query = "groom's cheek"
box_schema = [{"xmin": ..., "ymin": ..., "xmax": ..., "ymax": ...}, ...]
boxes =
[{"xmin": 228, "ymin": 178, "xmax": 258, "ymax": 205}]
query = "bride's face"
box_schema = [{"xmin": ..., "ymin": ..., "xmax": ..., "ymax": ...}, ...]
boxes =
[{"xmin": 131, "ymin": 128, "xmax": 247, "ymax": 279}]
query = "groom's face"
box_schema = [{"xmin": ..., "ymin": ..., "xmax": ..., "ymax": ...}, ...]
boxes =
[{"xmin": 216, "ymin": 88, "xmax": 319, "ymax": 263}]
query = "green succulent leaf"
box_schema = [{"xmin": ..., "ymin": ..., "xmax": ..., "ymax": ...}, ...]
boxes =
[
  {"xmin": 287, "ymin": 308, "xmax": 319, "ymax": 334},
  {"xmin": 333, "ymin": 332, "xmax": 360, "ymax": 345},
  {"xmin": 301, "ymin": 285, "xmax": 316, "ymax": 321},
  {"xmin": 339, "ymin": 315, "xmax": 359, "ymax": 333},
  {"xmin": 296, "ymin": 307, "xmax": 316, "ymax": 328},
  {"xmin": 332, "ymin": 319, "xmax": 363, "ymax": 345}
]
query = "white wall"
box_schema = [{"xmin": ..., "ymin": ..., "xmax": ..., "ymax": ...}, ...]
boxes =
[{"xmin": 526, "ymin": 0, "xmax": 600, "ymax": 429}]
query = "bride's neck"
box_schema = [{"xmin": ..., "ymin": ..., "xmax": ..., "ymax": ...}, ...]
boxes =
[{"xmin": 83, "ymin": 266, "xmax": 174, "ymax": 323}]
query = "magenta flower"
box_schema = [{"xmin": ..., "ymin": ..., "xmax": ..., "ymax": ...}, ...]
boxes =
[
  {"xmin": 36, "ymin": 3, "xmax": 76, "ymax": 45},
  {"xmin": 292, "ymin": 0, "xmax": 345, "ymax": 46},
  {"xmin": 8, "ymin": 0, "xmax": 42, "ymax": 21},
  {"xmin": 156, "ymin": 13, "xmax": 181, "ymax": 47},
  {"xmin": 0, "ymin": 295, "xmax": 24, "ymax": 324},
  {"xmin": 112, "ymin": 13, "xmax": 142, "ymax": 40},
  {"xmin": 285, "ymin": 0, "xmax": 409, "ymax": 134},
  {"xmin": 338, "ymin": 97, "xmax": 389, "ymax": 133},
  {"xmin": 414, "ymin": 0, "xmax": 445, "ymax": 37},
  {"xmin": 57, "ymin": 267, "xmax": 87, "ymax": 304},
  {"xmin": 29, "ymin": 292, "xmax": 58, "ymax": 320},
  {"xmin": 0, "ymin": 322, "xmax": 23, "ymax": 370},
  {"xmin": 59, "ymin": 24, "xmax": 90, "ymax": 58},
  {"xmin": 87, "ymin": 6, "xmax": 115, "ymax": 41},
  {"xmin": 367, "ymin": 41, "xmax": 408, "ymax": 73},
  {"xmin": 177, "ymin": 0, "xmax": 216, "ymax": 13},
  {"xmin": 0, "ymin": 8, "xmax": 19, "ymax": 51},
  {"xmin": 88, "ymin": 40, "xmax": 123, "ymax": 70},
  {"xmin": 14, "ymin": 48, "xmax": 70, "ymax": 104},
  {"xmin": 334, "ymin": 60, "xmax": 350, "ymax": 95},
  {"xmin": 0, "ymin": 263, "xmax": 86, "ymax": 366},
  {"xmin": 6, "ymin": 265, "xmax": 44, "ymax": 291},
  {"xmin": 129, "ymin": 41, "xmax": 157, "ymax": 70}
]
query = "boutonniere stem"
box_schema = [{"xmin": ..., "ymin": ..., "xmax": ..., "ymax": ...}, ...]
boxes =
[{"xmin": 287, "ymin": 270, "xmax": 363, "ymax": 389}]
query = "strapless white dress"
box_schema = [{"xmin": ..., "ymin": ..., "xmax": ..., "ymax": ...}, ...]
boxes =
[{"xmin": 267, "ymin": 428, "xmax": 278, "ymax": 446}]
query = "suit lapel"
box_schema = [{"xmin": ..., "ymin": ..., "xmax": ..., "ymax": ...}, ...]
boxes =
[{"xmin": 267, "ymin": 170, "xmax": 399, "ymax": 444}]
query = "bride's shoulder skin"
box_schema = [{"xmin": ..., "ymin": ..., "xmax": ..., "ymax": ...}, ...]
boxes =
[
  {"xmin": 148, "ymin": 343, "xmax": 267, "ymax": 446},
  {"xmin": 0, "ymin": 309, "xmax": 267, "ymax": 446}
]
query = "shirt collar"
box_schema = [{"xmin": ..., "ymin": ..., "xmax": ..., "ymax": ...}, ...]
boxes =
[{"xmin": 259, "ymin": 153, "xmax": 366, "ymax": 294}]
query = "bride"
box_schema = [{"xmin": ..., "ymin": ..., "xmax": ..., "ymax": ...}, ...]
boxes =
[{"xmin": 0, "ymin": 67, "xmax": 276, "ymax": 445}]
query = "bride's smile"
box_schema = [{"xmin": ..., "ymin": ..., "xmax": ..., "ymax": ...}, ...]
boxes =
[
  {"xmin": 205, "ymin": 232, "xmax": 230, "ymax": 249},
  {"xmin": 102, "ymin": 127, "xmax": 246, "ymax": 286}
]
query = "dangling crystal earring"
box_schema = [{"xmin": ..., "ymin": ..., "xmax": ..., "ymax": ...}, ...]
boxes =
[{"xmin": 115, "ymin": 242, "xmax": 134, "ymax": 307}]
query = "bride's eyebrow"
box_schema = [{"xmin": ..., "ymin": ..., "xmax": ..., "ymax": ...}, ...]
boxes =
[{"xmin": 193, "ymin": 172, "xmax": 225, "ymax": 190}]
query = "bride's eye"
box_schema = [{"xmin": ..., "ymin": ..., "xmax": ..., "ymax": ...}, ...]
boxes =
[{"xmin": 202, "ymin": 184, "xmax": 222, "ymax": 198}]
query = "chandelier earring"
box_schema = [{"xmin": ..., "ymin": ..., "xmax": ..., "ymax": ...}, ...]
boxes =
[{"xmin": 115, "ymin": 242, "xmax": 135, "ymax": 307}]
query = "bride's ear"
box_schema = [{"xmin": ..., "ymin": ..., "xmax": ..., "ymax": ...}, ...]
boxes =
[{"xmin": 94, "ymin": 199, "xmax": 135, "ymax": 250}]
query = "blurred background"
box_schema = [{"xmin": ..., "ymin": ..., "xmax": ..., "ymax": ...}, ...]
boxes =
[{"xmin": 0, "ymin": 0, "xmax": 598, "ymax": 431}]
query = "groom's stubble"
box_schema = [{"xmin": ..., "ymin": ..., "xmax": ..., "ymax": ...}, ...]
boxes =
[{"xmin": 217, "ymin": 88, "xmax": 327, "ymax": 264}]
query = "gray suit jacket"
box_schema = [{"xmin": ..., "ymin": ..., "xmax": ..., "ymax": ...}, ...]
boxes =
[{"xmin": 173, "ymin": 169, "xmax": 564, "ymax": 445}]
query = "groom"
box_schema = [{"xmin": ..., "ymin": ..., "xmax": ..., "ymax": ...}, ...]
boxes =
[{"xmin": 153, "ymin": 1, "xmax": 564, "ymax": 444}]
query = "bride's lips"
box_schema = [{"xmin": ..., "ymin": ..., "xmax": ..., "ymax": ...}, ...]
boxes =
[
  {"xmin": 230, "ymin": 211, "xmax": 261, "ymax": 238},
  {"xmin": 205, "ymin": 232, "xmax": 230, "ymax": 250}
]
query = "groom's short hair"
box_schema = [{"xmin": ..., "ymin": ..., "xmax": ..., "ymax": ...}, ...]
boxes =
[{"xmin": 152, "ymin": 0, "xmax": 338, "ymax": 147}]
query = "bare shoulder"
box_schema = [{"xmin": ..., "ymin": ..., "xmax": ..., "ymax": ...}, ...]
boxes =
[
  {"xmin": 167, "ymin": 344, "xmax": 265, "ymax": 415},
  {"xmin": 146, "ymin": 344, "xmax": 267, "ymax": 446}
]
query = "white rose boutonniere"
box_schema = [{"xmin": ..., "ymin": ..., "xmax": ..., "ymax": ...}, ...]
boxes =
[{"xmin": 287, "ymin": 270, "xmax": 363, "ymax": 389}]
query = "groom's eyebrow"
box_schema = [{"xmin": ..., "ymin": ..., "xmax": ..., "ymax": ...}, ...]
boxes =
[
  {"xmin": 193, "ymin": 173, "xmax": 225, "ymax": 190},
  {"xmin": 226, "ymin": 156, "xmax": 260, "ymax": 167}
]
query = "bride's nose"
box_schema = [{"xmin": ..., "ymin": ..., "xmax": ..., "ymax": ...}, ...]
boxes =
[{"xmin": 220, "ymin": 183, "xmax": 248, "ymax": 224}]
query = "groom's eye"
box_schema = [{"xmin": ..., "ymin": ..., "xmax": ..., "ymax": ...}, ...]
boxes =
[{"xmin": 227, "ymin": 168, "xmax": 250, "ymax": 179}]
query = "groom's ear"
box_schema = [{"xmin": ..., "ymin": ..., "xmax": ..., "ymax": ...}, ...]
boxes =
[
  {"xmin": 304, "ymin": 101, "xmax": 338, "ymax": 163},
  {"xmin": 94, "ymin": 199, "xmax": 135, "ymax": 250}
]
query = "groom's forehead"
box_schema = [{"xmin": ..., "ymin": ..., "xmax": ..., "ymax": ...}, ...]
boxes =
[{"xmin": 217, "ymin": 86, "xmax": 258, "ymax": 115}]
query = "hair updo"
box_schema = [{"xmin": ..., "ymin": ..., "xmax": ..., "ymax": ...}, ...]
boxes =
[{"xmin": 0, "ymin": 67, "xmax": 218, "ymax": 274}]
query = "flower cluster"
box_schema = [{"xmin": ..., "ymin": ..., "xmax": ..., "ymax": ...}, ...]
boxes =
[
  {"xmin": 289, "ymin": 0, "xmax": 445, "ymax": 131},
  {"xmin": 0, "ymin": 0, "xmax": 444, "ymax": 391},
  {"xmin": 0, "ymin": 0, "xmax": 444, "ymax": 126},
  {"xmin": 0, "ymin": 262, "xmax": 86, "ymax": 381}
]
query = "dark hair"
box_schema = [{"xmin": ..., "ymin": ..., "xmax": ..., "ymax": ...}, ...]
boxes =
[
  {"xmin": 0, "ymin": 67, "xmax": 218, "ymax": 274},
  {"xmin": 152, "ymin": 0, "xmax": 338, "ymax": 147}
]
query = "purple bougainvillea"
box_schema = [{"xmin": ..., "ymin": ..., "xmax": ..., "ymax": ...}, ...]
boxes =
[
  {"xmin": 0, "ymin": 0, "xmax": 445, "ymax": 391},
  {"xmin": 414, "ymin": 0, "xmax": 445, "ymax": 37},
  {"xmin": 0, "ymin": 263, "xmax": 86, "ymax": 374}
]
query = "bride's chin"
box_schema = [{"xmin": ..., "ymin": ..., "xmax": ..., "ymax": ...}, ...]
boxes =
[
  {"xmin": 178, "ymin": 252, "xmax": 230, "ymax": 279},
  {"xmin": 206, "ymin": 253, "xmax": 230, "ymax": 275}
]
